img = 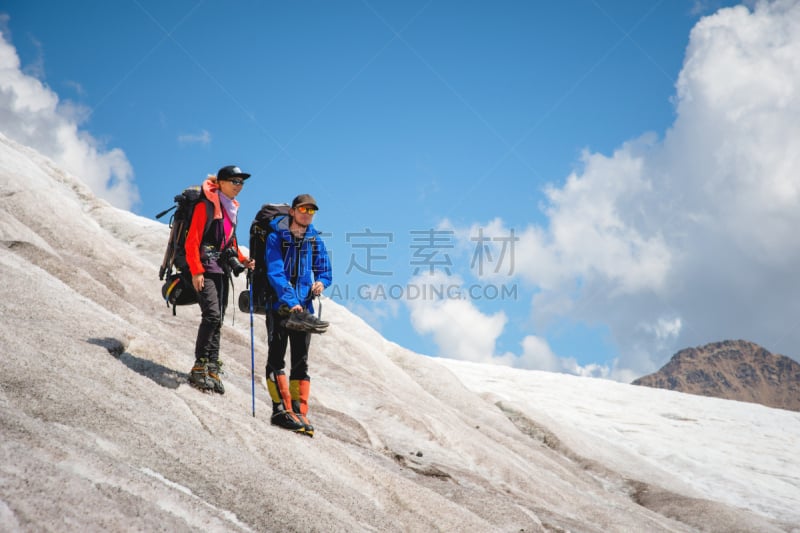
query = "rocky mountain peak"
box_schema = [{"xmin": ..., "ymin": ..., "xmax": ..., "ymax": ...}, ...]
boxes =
[{"xmin": 632, "ymin": 340, "xmax": 800, "ymax": 411}]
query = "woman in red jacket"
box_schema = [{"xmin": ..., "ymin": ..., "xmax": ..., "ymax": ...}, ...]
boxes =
[{"xmin": 185, "ymin": 165, "xmax": 255, "ymax": 393}]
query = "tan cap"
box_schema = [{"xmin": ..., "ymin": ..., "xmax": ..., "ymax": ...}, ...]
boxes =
[{"xmin": 292, "ymin": 193, "xmax": 318, "ymax": 210}]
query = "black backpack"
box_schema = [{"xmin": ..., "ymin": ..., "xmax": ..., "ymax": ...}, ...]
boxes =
[
  {"xmin": 155, "ymin": 186, "xmax": 212, "ymax": 314},
  {"xmin": 238, "ymin": 203, "xmax": 291, "ymax": 315}
]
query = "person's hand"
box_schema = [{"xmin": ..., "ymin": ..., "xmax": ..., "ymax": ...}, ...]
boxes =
[
  {"xmin": 290, "ymin": 304, "xmax": 303, "ymax": 313},
  {"xmin": 311, "ymin": 281, "xmax": 324, "ymax": 296},
  {"xmin": 192, "ymin": 273, "xmax": 204, "ymax": 292},
  {"xmin": 245, "ymin": 258, "xmax": 256, "ymax": 270}
]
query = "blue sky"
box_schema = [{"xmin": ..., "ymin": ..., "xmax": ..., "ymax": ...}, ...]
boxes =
[{"xmin": 6, "ymin": 0, "xmax": 800, "ymax": 380}]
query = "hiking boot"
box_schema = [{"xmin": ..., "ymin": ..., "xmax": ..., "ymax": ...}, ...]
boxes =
[
  {"xmin": 206, "ymin": 361, "xmax": 225, "ymax": 395},
  {"xmin": 267, "ymin": 370, "xmax": 306, "ymax": 433},
  {"xmin": 292, "ymin": 400, "xmax": 314, "ymax": 437},
  {"xmin": 283, "ymin": 311, "xmax": 312, "ymax": 331},
  {"xmin": 291, "ymin": 379, "xmax": 314, "ymax": 437},
  {"xmin": 271, "ymin": 403, "xmax": 306, "ymax": 433},
  {"xmin": 189, "ymin": 359, "xmax": 213, "ymax": 391},
  {"xmin": 283, "ymin": 310, "xmax": 328, "ymax": 334},
  {"xmin": 305, "ymin": 311, "xmax": 329, "ymax": 327},
  {"xmin": 307, "ymin": 315, "xmax": 329, "ymax": 331}
]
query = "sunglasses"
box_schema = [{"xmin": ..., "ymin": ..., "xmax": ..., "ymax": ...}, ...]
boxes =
[
  {"xmin": 226, "ymin": 178, "xmax": 246, "ymax": 186},
  {"xmin": 296, "ymin": 205, "xmax": 317, "ymax": 215}
]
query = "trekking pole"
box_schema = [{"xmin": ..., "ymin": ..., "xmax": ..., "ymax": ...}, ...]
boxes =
[{"xmin": 248, "ymin": 271, "xmax": 256, "ymax": 417}]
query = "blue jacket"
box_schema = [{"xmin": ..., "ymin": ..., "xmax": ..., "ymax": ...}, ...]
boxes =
[{"xmin": 265, "ymin": 216, "xmax": 332, "ymax": 313}]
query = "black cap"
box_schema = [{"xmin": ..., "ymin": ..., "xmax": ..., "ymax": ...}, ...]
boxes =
[
  {"xmin": 292, "ymin": 193, "xmax": 319, "ymax": 210},
  {"xmin": 217, "ymin": 165, "xmax": 251, "ymax": 181}
]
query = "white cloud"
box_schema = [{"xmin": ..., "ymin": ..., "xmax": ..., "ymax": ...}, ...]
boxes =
[
  {"xmin": 640, "ymin": 316, "xmax": 682, "ymax": 342},
  {"xmin": 517, "ymin": 335, "xmax": 561, "ymax": 371},
  {"xmin": 403, "ymin": 270, "xmax": 610, "ymax": 376},
  {"xmin": 0, "ymin": 28, "xmax": 138, "ymax": 210},
  {"xmin": 440, "ymin": 1, "xmax": 800, "ymax": 379},
  {"xmin": 444, "ymin": 217, "xmax": 524, "ymax": 283},
  {"xmin": 21, "ymin": 35, "xmax": 44, "ymax": 79},
  {"xmin": 177, "ymin": 129, "xmax": 211, "ymax": 146},
  {"xmin": 406, "ymin": 271, "xmax": 507, "ymax": 363},
  {"xmin": 510, "ymin": 335, "xmax": 612, "ymax": 378},
  {"xmin": 63, "ymin": 80, "xmax": 87, "ymax": 97},
  {"xmin": 509, "ymin": 140, "xmax": 673, "ymax": 297}
]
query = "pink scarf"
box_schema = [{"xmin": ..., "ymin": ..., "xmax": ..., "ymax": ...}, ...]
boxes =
[{"xmin": 219, "ymin": 192, "xmax": 238, "ymax": 244}]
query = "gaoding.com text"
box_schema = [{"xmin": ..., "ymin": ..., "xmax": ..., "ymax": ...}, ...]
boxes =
[{"xmin": 328, "ymin": 283, "xmax": 518, "ymax": 302}]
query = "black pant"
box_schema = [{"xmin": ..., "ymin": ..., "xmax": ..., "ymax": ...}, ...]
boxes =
[
  {"xmin": 266, "ymin": 311, "xmax": 310, "ymax": 380},
  {"xmin": 194, "ymin": 273, "xmax": 227, "ymax": 363}
]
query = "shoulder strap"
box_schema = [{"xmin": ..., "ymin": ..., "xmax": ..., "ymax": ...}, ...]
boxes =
[{"xmin": 199, "ymin": 198, "xmax": 219, "ymax": 245}]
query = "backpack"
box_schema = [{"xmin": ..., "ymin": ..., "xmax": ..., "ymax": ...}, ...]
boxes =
[
  {"xmin": 238, "ymin": 203, "xmax": 291, "ymax": 315},
  {"xmin": 156, "ymin": 185, "xmax": 213, "ymax": 314}
]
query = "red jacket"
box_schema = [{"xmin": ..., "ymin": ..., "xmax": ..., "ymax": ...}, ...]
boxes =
[{"xmin": 184, "ymin": 178, "xmax": 248, "ymax": 276}]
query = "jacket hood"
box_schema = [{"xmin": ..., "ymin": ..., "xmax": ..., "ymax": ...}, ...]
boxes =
[
  {"xmin": 202, "ymin": 177, "xmax": 239, "ymax": 220},
  {"xmin": 272, "ymin": 215, "xmax": 319, "ymax": 240}
]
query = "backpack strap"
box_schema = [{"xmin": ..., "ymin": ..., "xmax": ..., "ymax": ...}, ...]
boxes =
[{"xmin": 198, "ymin": 197, "xmax": 220, "ymax": 249}]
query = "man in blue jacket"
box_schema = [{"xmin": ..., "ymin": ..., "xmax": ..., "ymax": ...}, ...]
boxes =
[{"xmin": 265, "ymin": 194, "xmax": 332, "ymax": 436}]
